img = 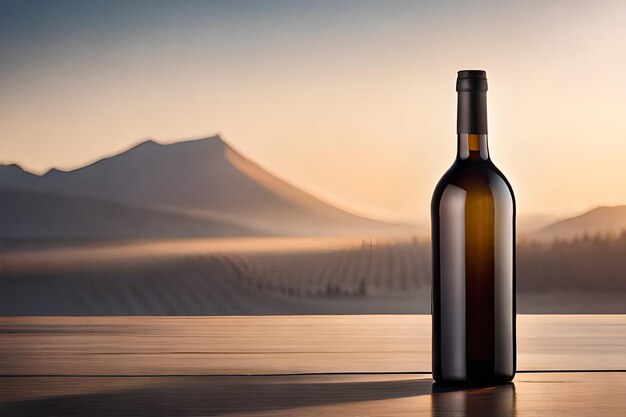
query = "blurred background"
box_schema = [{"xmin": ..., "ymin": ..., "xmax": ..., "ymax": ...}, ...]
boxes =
[{"xmin": 1, "ymin": 0, "xmax": 625, "ymax": 314}]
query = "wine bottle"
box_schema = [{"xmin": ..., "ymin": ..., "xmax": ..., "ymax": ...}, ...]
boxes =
[{"xmin": 431, "ymin": 70, "xmax": 516, "ymax": 384}]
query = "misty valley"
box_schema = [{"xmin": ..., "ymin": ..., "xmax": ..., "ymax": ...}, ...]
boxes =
[{"xmin": 1, "ymin": 135, "xmax": 625, "ymax": 315}]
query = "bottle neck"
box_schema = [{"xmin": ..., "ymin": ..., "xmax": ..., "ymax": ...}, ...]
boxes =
[
  {"xmin": 457, "ymin": 90, "xmax": 488, "ymax": 135},
  {"xmin": 456, "ymin": 88, "xmax": 489, "ymax": 161},
  {"xmin": 457, "ymin": 133, "xmax": 489, "ymax": 160}
]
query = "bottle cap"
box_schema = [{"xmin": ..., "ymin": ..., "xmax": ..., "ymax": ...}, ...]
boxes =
[{"xmin": 456, "ymin": 70, "xmax": 488, "ymax": 92}]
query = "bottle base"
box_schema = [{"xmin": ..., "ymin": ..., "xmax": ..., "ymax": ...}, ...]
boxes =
[{"xmin": 432, "ymin": 373, "xmax": 515, "ymax": 386}]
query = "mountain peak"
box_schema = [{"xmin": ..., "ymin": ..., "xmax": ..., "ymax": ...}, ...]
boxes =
[
  {"xmin": 0, "ymin": 163, "xmax": 40, "ymax": 188},
  {"xmin": 131, "ymin": 134, "xmax": 229, "ymax": 152},
  {"xmin": 172, "ymin": 134, "xmax": 227, "ymax": 147},
  {"xmin": 44, "ymin": 167, "xmax": 65, "ymax": 176},
  {"xmin": 157, "ymin": 134, "xmax": 234, "ymax": 155},
  {"xmin": 130, "ymin": 138, "xmax": 162, "ymax": 150},
  {"xmin": 0, "ymin": 162, "xmax": 38, "ymax": 178},
  {"xmin": 0, "ymin": 162, "xmax": 25, "ymax": 171},
  {"xmin": 141, "ymin": 138, "xmax": 159, "ymax": 146}
]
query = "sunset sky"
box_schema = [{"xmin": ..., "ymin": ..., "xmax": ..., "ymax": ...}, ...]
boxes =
[{"xmin": 2, "ymin": 0, "xmax": 626, "ymax": 224}]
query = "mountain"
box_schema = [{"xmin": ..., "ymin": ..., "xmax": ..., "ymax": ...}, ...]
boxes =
[
  {"xmin": 0, "ymin": 163, "xmax": 38, "ymax": 186},
  {"xmin": 531, "ymin": 206, "xmax": 626, "ymax": 243},
  {"xmin": 517, "ymin": 214, "xmax": 559, "ymax": 237},
  {"xmin": 0, "ymin": 135, "xmax": 403, "ymax": 238}
]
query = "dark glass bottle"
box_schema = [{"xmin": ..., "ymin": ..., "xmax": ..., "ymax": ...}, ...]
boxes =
[{"xmin": 431, "ymin": 70, "xmax": 516, "ymax": 384}]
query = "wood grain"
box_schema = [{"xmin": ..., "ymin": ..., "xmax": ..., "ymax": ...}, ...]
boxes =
[
  {"xmin": 1, "ymin": 315, "xmax": 625, "ymax": 375},
  {"xmin": 2, "ymin": 373, "xmax": 625, "ymax": 416}
]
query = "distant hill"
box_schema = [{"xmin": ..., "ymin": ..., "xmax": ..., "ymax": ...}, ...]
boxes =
[
  {"xmin": 0, "ymin": 163, "xmax": 39, "ymax": 185},
  {"xmin": 517, "ymin": 214, "xmax": 558, "ymax": 237},
  {"xmin": 0, "ymin": 188, "xmax": 260, "ymax": 239},
  {"xmin": 531, "ymin": 206, "xmax": 626, "ymax": 243},
  {"xmin": 0, "ymin": 135, "xmax": 406, "ymax": 238}
]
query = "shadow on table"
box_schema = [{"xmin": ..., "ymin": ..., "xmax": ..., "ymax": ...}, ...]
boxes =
[
  {"xmin": 2, "ymin": 376, "xmax": 435, "ymax": 416},
  {"xmin": 431, "ymin": 382, "xmax": 516, "ymax": 417}
]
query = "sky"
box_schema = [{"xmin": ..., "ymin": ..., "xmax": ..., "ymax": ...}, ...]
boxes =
[{"xmin": 2, "ymin": 0, "xmax": 626, "ymax": 224}]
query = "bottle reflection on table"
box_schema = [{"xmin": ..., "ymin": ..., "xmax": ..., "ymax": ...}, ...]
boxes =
[{"xmin": 430, "ymin": 382, "xmax": 516, "ymax": 417}]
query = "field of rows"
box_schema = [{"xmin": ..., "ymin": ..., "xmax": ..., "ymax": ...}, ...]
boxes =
[
  {"xmin": 0, "ymin": 239, "xmax": 430, "ymax": 315},
  {"xmin": 2, "ymin": 236, "xmax": 625, "ymax": 315}
]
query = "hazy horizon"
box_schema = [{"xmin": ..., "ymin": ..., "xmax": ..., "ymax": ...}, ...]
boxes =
[
  {"xmin": 4, "ymin": 132, "xmax": 615, "ymax": 229},
  {"xmin": 3, "ymin": 133, "xmax": 619, "ymax": 228},
  {"xmin": 2, "ymin": 0, "xmax": 626, "ymax": 223}
]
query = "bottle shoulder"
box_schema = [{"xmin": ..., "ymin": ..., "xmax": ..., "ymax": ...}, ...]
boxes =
[{"xmin": 432, "ymin": 159, "xmax": 515, "ymax": 202}]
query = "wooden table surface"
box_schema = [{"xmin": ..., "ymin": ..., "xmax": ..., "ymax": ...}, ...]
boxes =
[{"xmin": 1, "ymin": 315, "xmax": 625, "ymax": 416}]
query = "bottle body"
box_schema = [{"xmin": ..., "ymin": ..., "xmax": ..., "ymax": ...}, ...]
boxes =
[
  {"xmin": 431, "ymin": 70, "xmax": 516, "ymax": 384},
  {"xmin": 431, "ymin": 155, "xmax": 516, "ymax": 383}
]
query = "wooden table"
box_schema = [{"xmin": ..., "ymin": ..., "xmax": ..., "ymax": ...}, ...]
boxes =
[{"xmin": 1, "ymin": 315, "xmax": 625, "ymax": 416}]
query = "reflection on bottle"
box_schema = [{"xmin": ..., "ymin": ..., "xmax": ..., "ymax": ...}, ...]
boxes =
[{"xmin": 431, "ymin": 382, "xmax": 515, "ymax": 417}]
